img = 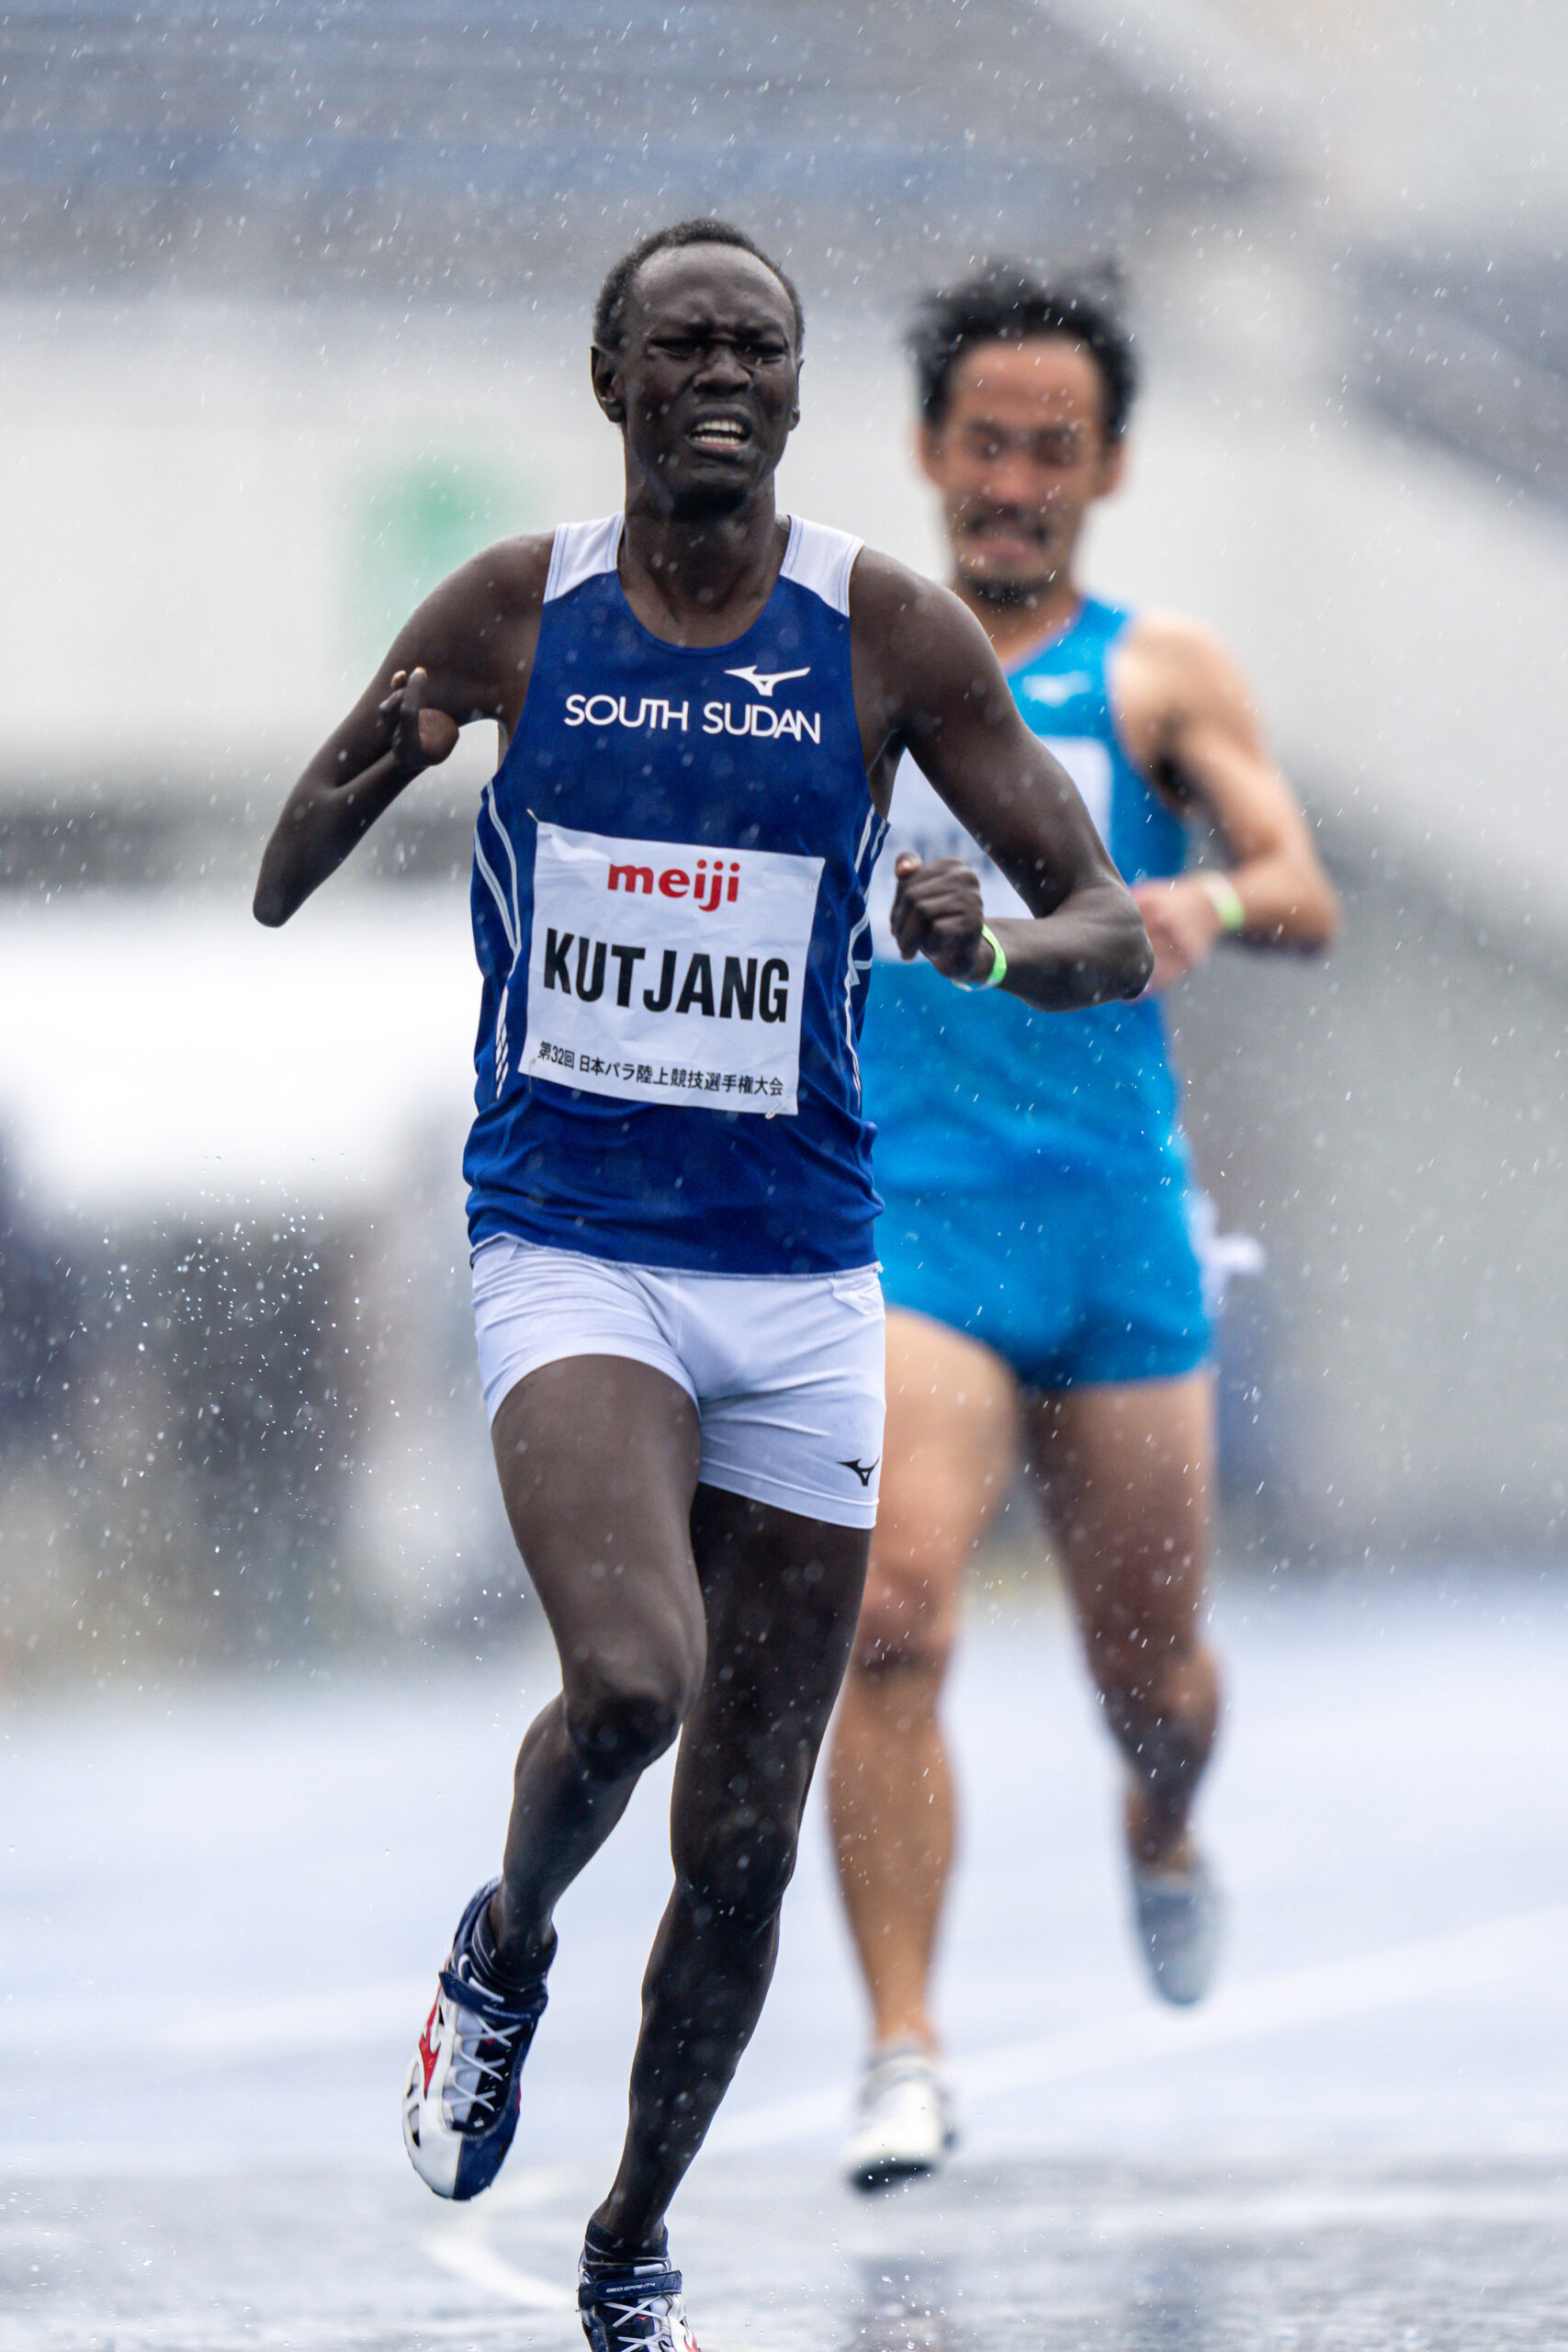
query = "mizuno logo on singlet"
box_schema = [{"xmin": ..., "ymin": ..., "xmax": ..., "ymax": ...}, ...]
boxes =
[
  {"xmin": 1021, "ymin": 673, "xmax": 1091, "ymax": 705},
  {"xmin": 724, "ymin": 663, "xmax": 811, "ymax": 698}
]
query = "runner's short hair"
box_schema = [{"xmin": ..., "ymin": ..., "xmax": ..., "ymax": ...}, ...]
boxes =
[
  {"xmin": 593, "ymin": 220, "xmax": 805, "ymax": 356},
  {"xmin": 908, "ymin": 261, "xmax": 1137, "ymax": 442}
]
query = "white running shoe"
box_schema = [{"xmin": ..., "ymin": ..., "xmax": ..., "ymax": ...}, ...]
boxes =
[
  {"xmin": 402, "ymin": 1878, "xmax": 550, "ymax": 2199},
  {"xmin": 1130, "ymin": 1853, "xmax": 1224, "ymax": 2006},
  {"xmin": 841, "ymin": 2040, "xmax": 956, "ymax": 2192}
]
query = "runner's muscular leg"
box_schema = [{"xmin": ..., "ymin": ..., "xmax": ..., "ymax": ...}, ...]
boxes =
[
  {"xmin": 486, "ymin": 1356, "xmax": 707, "ymax": 1976},
  {"xmin": 1026, "ymin": 1371, "xmax": 1220, "ymax": 1869},
  {"xmin": 595, "ymin": 1487, "xmax": 869, "ymax": 2245},
  {"xmin": 828, "ymin": 1310, "xmax": 1018, "ymax": 2050}
]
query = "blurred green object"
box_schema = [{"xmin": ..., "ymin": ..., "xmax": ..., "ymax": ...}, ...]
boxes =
[{"xmin": 353, "ymin": 458, "xmax": 532, "ymax": 665}]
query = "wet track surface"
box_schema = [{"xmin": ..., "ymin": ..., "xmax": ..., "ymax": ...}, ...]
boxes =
[
  {"xmin": 9, "ymin": 2148, "xmax": 1568, "ymax": 2349},
  {"xmin": 6, "ymin": 1567, "xmax": 1568, "ymax": 2346}
]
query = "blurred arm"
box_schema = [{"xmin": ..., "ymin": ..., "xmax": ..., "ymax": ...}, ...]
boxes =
[
  {"xmin": 1119, "ymin": 613, "xmax": 1340, "ymax": 989},
  {"xmin": 852, "ymin": 554, "xmax": 1153, "ymax": 1009}
]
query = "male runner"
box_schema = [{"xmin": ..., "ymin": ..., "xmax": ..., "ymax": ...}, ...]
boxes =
[
  {"xmin": 827, "ymin": 264, "xmax": 1339, "ymax": 2189},
  {"xmin": 254, "ymin": 224, "xmax": 1152, "ymax": 2348}
]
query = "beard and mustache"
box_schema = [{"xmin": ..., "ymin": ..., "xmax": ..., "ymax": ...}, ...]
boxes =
[{"xmin": 952, "ymin": 502, "xmax": 1068, "ymax": 606}]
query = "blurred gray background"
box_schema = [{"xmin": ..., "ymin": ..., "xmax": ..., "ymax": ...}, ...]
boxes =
[{"xmin": 2, "ymin": 0, "xmax": 1566, "ymax": 1679}]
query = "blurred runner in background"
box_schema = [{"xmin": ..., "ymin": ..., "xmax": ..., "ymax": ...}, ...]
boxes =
[{"xmin": 829, "ymin": 262, "xmax": 1339, "ymax": 2191}]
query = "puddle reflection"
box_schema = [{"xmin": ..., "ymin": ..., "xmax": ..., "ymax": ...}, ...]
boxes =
[
  {"xmin": 1110, "ymin": 2256, "xmax": 1213, "ymax": 2350},
  {"xmin": 838, "ymin": 2247, "xmax": 1215, "ymax": 2352}
]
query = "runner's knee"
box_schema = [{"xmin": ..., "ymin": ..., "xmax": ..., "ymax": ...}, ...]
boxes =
[
  {"xmin": 562, "ymin": 1645, "xmax": 704, "ymax": 1780},
  {"xmin": 852, "ymin": 1548, "xmax": 959, "ymax": 1675}
]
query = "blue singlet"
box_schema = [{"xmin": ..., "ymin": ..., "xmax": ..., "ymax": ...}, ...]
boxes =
[
  {"xmin": 860, "ymin": 596, "xmax": 1212, "ymax": 1389},
  {"xmin": 464, "ymin": 515, "xmax": 887, "ymax": 1277}
]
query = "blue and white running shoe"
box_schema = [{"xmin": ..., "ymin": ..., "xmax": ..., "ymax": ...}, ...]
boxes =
[
  {"xmin": 401, "ymin": 1878, "xmax": 549, "ymax": 2200},
  {"xmin": 1131, "ymin": 1852, "xmax": 1224, "ymax": 2006},
  {"xmin": 579, "ymin": 2243, "xmax": 699, "ymax": 2352}
]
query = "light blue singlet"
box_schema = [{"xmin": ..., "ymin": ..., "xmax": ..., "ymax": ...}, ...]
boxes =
[{"xmin": 860, "ymin": 596, "xmax": 1212, "ymax": 1389}]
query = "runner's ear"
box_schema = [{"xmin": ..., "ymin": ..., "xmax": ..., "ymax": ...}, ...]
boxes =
[
  {"xmin": 1095, "ymin": 435, "xmax": 1128, "ymax": 499},
  {"xmin": 590, "ymin": 345, "xmax": 627, "ymax": 428}
]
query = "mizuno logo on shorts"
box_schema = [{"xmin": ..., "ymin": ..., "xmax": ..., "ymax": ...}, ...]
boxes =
[{"xmin": 838, "ymin": 1456, "xmax": 879, "ymax": 1487}]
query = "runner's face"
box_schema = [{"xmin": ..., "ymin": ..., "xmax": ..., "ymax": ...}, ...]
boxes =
[
  {"xmin": 919, "ymin": 337, "xmax": 1123, "ymax": 598},
  {"xmin": 599, "ymin": 247, "xmax": 801, "ymax": 517}
]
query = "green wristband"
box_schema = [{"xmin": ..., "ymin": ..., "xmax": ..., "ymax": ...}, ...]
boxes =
[
  {"xmin": 1197, "ymin": 872, "xmax": 1247, "ymax": 935},
  {"xmin": 978, "ymin": 922, "xmax": 1008, "ymax": 989}
]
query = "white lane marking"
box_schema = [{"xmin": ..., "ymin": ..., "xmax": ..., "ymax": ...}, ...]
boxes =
[
  {"xmin": 959, "ymin": 1899, "xmax": 1568, "ymax": 2101},
  {"xmin": 422, "ymin": 2168, "xmax": 1567, "ymax": 2324},
  {"xmin": 424, "ymin": 2221, "xmax": 576, "ymax": 2312},
  {"xmin": 479, "ymin": 2160, "xmax": 588, "ymax": 2214},
  {"xmin": 421, "ymin": 2166, "xmax": 795, "ymax": 2342},
  {"xmin": 26, "ymin": 1902, "xmax": 1568, "ymax": 2108},
  {"xmin": 709, "ymin": 1901, "xmax": 1568, "ymax": 2152}
]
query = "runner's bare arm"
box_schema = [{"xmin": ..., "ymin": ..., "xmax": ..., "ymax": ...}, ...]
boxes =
[
  {"xmin": 253, "ymin": 537, "xmax": 550, "ymax": 926},
  {"xmin": 850, "ymin": 552, "xmax": 1152, "ymax": 1009},
  {"xmin": 1113, "ymin": 612, "xmax": 1339, "ymax": 989}
]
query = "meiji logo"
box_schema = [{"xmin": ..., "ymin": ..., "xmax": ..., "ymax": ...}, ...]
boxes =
[{"xmin": 609, "ymin": 856, "xmax": 740, "ymax": 914}]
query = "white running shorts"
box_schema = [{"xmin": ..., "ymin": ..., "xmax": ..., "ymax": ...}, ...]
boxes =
[{"xmin": 471, "ymin": 1233, "xmax": 886, "ymax": 1529}]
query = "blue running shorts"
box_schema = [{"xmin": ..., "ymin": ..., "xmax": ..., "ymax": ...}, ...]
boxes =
[{"xmin": 875, "ymin": 1170, "xmax": 1212, "ymax": 1392}]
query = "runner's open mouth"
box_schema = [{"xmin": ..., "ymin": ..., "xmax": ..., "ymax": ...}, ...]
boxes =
[{"xmin": 687, "ymin": 417, "xmax": 752, "ymax": 450}]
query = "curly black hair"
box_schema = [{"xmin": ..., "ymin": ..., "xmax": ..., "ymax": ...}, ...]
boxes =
[{"xmin": 908, "ymin": 260, "xmax": 1137, "ymax": 443}]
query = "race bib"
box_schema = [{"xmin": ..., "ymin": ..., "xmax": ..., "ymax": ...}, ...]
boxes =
[
  {"xmin": 519, "ymin": 821, "xmax": 823, "ymax": 1114},
  {"xmin": 866, "ymin": 741, "xmax": 1111, "ymax": 959}
]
